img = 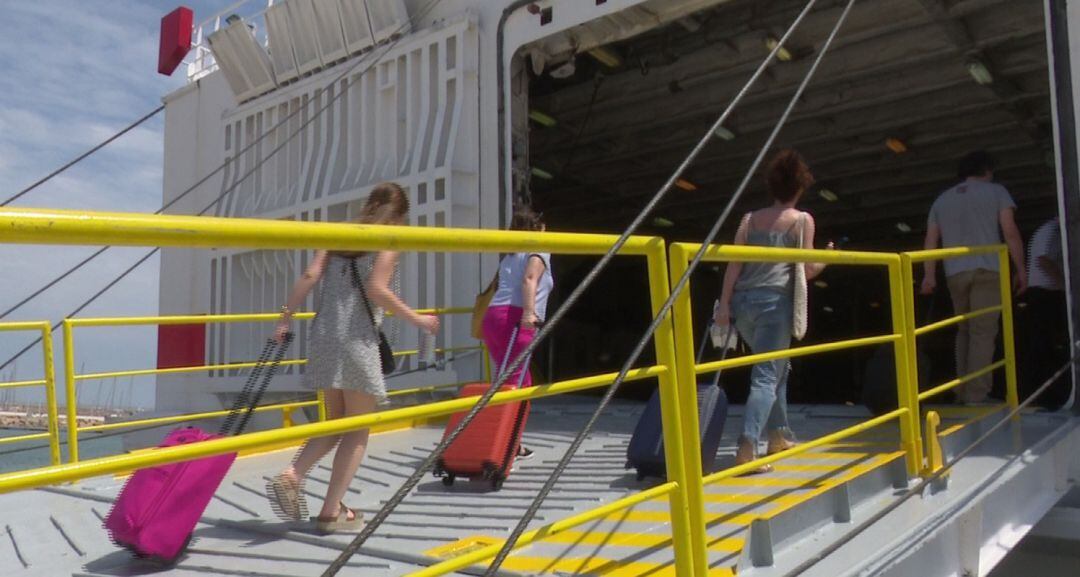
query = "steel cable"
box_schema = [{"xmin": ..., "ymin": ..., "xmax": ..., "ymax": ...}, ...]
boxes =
[
  {"xmin": 783, "ymin": 353, "xmax": 1078, "ymax": 577},
  {"xmin": 0, "ymin": 106, "xmax": 165, "ymax": 208},
  {"xmin": 321, "ymin": 1, "xmax": 833, "ymax": 574},
  {"xmin": 483, "ymin": 0, "xmax": 858, "ymax": 573},
  {"xmin": 0, "ymin": 0, "xmax": 446, "ymax": 374}
]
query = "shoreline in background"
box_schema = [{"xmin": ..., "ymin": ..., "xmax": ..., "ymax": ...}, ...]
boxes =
[{"xmin": 0, "ymin": 409, "xmax": 117, "ymax": 431}]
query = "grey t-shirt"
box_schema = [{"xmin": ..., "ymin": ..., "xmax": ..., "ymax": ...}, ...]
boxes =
[{"xmin": 928, "ymin": 180, "xmax": 1016, "ymax": 276}]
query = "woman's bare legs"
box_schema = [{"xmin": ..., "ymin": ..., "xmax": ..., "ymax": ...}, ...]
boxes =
[
  {"xmin": 317, "ymin": 389, "xmax": 377, "ymax": 519},
  {"xmin": 280, "ymin": 389, "xmax": 344, "ymax": 486}
]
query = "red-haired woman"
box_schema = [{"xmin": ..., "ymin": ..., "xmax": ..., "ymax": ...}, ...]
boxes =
[{"xmin": 716, "ymin": 150, "xmax": 832, "ymax": 473}]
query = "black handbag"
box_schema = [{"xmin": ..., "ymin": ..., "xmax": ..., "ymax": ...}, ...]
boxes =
[{"xmin": 349, "ymin": 258, "xmax": 396, "ymax": 376}]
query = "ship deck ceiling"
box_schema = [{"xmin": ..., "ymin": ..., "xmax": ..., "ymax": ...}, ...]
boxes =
[
  {"xmin": 528, "ymin": 0, "xmax": 1056, "ymax": 245},
  {"xmin": 0, "ymin": 397, "xmax": 1070, "ymax": 577}
]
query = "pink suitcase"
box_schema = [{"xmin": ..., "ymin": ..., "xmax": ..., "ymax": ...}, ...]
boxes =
[
  {"xmin": 104, "ymin": 427, "xmax": 235, "ymax": 562},
  {"xmin": 105, "ymin": 334, "xmax": 292, "ymax": 563}
]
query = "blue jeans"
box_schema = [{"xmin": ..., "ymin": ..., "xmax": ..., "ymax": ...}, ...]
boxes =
[{"xmin": 731, "ymin": 288, "xmax": 793, "ymax": 443}]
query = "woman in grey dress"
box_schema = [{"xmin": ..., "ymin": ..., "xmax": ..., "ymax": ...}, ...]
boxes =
[{"xmin": 266, "ymin": 183, "xmax": 439, "ymax": 533}]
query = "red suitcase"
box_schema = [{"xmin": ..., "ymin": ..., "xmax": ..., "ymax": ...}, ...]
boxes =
[{"xmin": 435, "ymin": 383, "xmax": 530, "ymax": 490}]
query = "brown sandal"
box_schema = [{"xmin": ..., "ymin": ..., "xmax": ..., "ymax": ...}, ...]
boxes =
[
  {"xmin": 767, "ymin": 438, "xmax": 798, "ymax": 456},
  {"xmin": 734, "ymin": 437, "xmax": 772, "ymax": 475},
  {"xmin": 315, "ymin": 502, "xmax": 364, "ymax": 534},
  {"xmin": 266, "ymin": 474, "xmax": 307, "ymax": 522}
]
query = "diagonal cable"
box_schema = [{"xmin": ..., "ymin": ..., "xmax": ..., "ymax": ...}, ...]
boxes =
[
  {"xmin": 320, "ymin": 0, "xmax": 829, "ymax": 574},
  {"xmin": 1, "ymin": 106, "xmax": 165, "ymax": 208},
  {"xmin": 0, "ymin": 0, "xmax": 443, "ymax": 324},
  {"xmin": 0, "ymin": 0, "xmax": 446, "ymax": 373},
  {"xmin": 482, "ymin": 0, "xmax": 858, "ymax": 573},
  {"xmin": 784, "ymin": 353, "xmax": 1077, "ymax": 576}
]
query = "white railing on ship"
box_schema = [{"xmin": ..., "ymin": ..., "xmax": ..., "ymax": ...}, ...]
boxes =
[{"xmin": 185, "ymin": 0, "xmax": 275, "ymax": 81}]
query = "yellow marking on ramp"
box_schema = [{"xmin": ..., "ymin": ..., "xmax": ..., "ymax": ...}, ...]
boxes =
[
  {"xmin": 769, "ymin": 450, "xmax": 872, "ymax": 460},
  {"xmin": 500, "ymin": 555, "xmax": 677, "ymax": 576}
]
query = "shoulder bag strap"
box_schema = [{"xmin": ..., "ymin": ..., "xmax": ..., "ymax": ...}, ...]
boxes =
[{"xmin": 349, "ymin": 258, "xmax": 379, "ymax": 329}]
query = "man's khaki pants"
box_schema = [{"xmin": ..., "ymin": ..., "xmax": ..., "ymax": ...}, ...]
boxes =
[{"xmin": 946, "ymin": 269, "xmax": 1002, "ymax": 403}]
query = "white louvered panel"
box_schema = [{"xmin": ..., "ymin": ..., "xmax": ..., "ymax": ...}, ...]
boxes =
[
  {"xmin": 319, "ymin": 78, "xmax": 350, "ymax": 201},
  {"xmin": 265, "ymin": 3, "xmax": 301, "ymax": 84},
  {"xmin": 364, "ymin": 0, "xmax": 410, "ymax": 44},
  {"xmin": 338, "ymin": 0, "xmax": 375, "ymax": 55},
  {"xmin": 286, "ymin": 97, "xmax": 304, "ymax": 208},
  {"xmin": 285, "ymin": 0, "xmax": 325, "ymax": 76},
  {"xmin": 207, "ymin": 30, "xmax": 248, "ymax": 100},
  {"xmin": 208, "ymin": 22, "xmax": 479, "ymax": 383},
  {"xmin": 415, "ymin": 42, "xmax": 438, "ymax": 174},
  {"xmin": 304, "ymin": 84, "xmax": 335, "ymax": 203},
  {"xmin": 207, "ymin": 21, "xmax": 278, "ymax": 102},
  {"xmin": 400, "ymin": 47, "xmax": 420, "ymax": 176},
  {"xmin": 311, "ymin": 0, "xmax": 350, "ymax": 64}
]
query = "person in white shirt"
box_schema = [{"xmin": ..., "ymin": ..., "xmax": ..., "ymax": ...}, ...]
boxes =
[
  {"xmin": 1022, "ymin": 217, "xmax": 1068, "ymax": 407},
  {"xmin": 481, "ymin": 205, "xmax": 554, "ymax": 460}
]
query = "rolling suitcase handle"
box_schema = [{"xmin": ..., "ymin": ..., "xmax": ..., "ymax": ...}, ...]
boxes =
[
  {"xmin": 492, "ymin": 325, "xmax": 533, "ymax": 388},
  {"xmin": 699, "ymin": 319, "xmax": 736, "ymax": 388},
  {"xmin": 218, "ymin": 332, "xmax": 294, "ymax": 437}
]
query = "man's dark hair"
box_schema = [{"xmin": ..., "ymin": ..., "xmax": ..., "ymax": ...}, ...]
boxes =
[{"xmin": 957, "ymin": 150, "xmax": 997, "ymax": 180}]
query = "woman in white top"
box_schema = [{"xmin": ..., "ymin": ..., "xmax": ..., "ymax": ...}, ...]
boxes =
[{"xmin": 481, "ymin": 205, "xmax": 554, "ymax": 459}]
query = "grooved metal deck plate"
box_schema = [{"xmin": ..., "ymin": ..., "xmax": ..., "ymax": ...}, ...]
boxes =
[{"xmin": 0, "ymin": 399, "xmax": 981, "ymax": 577}]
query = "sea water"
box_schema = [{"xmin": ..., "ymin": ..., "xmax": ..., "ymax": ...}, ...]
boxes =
[{"xmin": 0, "ymin": 428, "xmax": 124, "ymax": 474}]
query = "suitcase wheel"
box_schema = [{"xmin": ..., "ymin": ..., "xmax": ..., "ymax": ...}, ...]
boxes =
[
  {"xmin": 491, "ymin": 475, "xmax": 504, "ymax": 491},
  {"xmin": 442, "ymin": 474, "xmax": 455, "ymax": 487},
  {"xmin": 481, "ymin": 462, "xmax": 497, "ymax": 481}
]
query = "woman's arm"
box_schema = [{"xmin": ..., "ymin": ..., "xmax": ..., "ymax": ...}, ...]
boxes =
[
  {"xmin": 803, "ymin": 214, "xmax": 832, "ymax": 279},
  {"xmin": 275, "ymin": 251, "xmax": 329, "ymax": 340},
  {"xmin": 521, "ymin": 255, "xmax": 546, "ymax": 328},
  {"xmin": 716, "ymin": 215, "xmax": 751, "ymax": 326},
  {"xmin": 366, "ymin": 251, "xmax": 440, "ymax": 334}
]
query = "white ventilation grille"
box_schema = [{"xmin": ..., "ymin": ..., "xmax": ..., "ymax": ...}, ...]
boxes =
[
  {"xmin": 208, "ymin": 19, "xmax": 477, "ymax": 380},
  {"xmin": 285, "ymin": 0, "xmax": 325, "ymax": 76},
  {"xmin": 366, "ymin": 0, "xmax": 410, "ymax": 43},
  {"xmin": 264, "ymin": 3, "xmax": 301, "ymax": 84},
  {"xmin": 311, "ymin": 0, "xmax": 350, "ymax": 64},
  {"xmin": 338, "ymin": 0, "xmax": 375, "ymax": 54},
  {"xmin": 207, "ymin": 21, "xmax": 278, "ymax": 102}
]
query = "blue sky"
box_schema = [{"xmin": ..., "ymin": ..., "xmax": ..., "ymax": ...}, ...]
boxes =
[{"xmin": 0, "ymin": 1, "xmax": 221, "ymax": 409}]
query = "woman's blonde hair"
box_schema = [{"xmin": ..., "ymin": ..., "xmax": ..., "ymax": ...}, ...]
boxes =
[
  {"xmin": 354, "ymin": 182, "xmax": 409, "ymax": 225},
  {"xmin": 334, "ymin": 182, "xmax": 409, "ymax": 257}
]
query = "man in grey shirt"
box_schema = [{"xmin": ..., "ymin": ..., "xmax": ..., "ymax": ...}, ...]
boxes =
[{"xmin": 921, "ymin": 150, "xmax": 1026, "ymax": 404}]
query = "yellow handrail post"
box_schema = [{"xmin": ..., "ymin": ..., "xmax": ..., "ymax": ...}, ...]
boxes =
[
  {"xmin": 646, "ymin": 242, "xmax": 698, "ymax": 577},
  {"xmin": 317, "ymin": 388, "xmax": 327, "ymax": 422},
  {"xmin": 282, "ymin": 407, "xmax": 294, "ymax": 428},
  {"xmin": 40, "ymin": 324, "xmax": 61, "ymax": 467},
  {"xmin": 663, "ymin": 243, "xmax": 705, "ymax": 577},
  {"xmin": 61, "ymin": 320, "xmax": 79, "ymax": 465},
  {"xmin": 997, "ymin": 249, "xmax": 1019, "ymax": 412},
  {"xmin": 893, "ymin": 258, "xmax": 922, "ymax": 477},
  {"xmin": 925, "ymin": 411, "xmax": 945, "ymax": 474}
]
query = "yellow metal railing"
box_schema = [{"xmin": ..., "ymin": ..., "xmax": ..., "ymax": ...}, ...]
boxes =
[
  {"xmin": 0, "ymin": 206, "xmax": 1025, "ymax": 577},
  {"xmin": 0, "ymin": 207, "xmax": 695, "ymax": 577},
  {"xmin": 0, "ymin": 321, "xmax": 60, "ymax": 465},
  {"xmin": 901, "ymin": 246, "xmax": 1018, "ymax": 416},
  {"xmin": 669, "ymin": 242, "xmax": 916, "ymax": 572},
  {"xmin": 60, "ymin": 307, "xmax": 481, "ymax": 464}
]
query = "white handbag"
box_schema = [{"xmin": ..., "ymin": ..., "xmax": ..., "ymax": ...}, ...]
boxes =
[{"xmin": 792, "ymin": 214, "xmax": 808, "ymax": 341}]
